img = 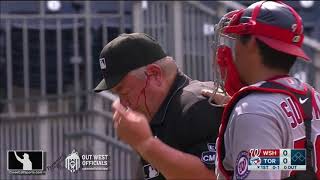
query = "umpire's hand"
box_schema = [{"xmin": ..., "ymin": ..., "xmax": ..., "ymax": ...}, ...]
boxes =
[{"xmin": 112, "ymin": 99, "xmax": 153, "ymax": 153}]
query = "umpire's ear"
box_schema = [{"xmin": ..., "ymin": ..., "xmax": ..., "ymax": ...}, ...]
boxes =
[{"xmin": 145, "ymin": 64, "xmax": 163, "ymax": 86}]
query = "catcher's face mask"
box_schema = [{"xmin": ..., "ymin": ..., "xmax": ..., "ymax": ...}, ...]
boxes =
[{"xmin": 211, "ymin": 10, "xmax": 246, "ymax": 99}]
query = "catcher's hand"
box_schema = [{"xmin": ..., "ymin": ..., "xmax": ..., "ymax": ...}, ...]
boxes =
[{"xmin": 201, "ymin": 89, "xmax": 231, "ymax": 105}]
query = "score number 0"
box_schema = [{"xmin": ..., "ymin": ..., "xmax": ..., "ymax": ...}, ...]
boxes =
[{"xmin": 282, "ymin": 149, "xmax": 289, "ymax": 165}]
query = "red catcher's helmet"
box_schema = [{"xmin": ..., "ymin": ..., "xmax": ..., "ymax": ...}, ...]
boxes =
[{"xmin": 223, "ymin": 1, "xmax": 310, "ymax": 61}]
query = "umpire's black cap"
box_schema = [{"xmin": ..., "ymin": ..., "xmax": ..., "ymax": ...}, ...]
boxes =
[{"xmin": 94, "ymin": 33, "xmax": 167, "ymax": 92}]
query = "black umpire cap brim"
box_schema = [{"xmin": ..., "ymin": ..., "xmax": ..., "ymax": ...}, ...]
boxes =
[
  {"xmin": 94, "ymin": 74, "xmax": 124, "ymax": 92},
  {"xmin": 94, "ymin": 79, "xmax": 108, "ymax": 92}
]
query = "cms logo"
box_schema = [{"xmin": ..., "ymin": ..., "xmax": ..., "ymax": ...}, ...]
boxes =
[{"xmin": 201, "ymin": 151, "xmax": 215, "ymax": 164}]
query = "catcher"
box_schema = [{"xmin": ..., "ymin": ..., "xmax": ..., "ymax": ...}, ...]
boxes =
[{"xmin": 206, "ymin": 1, "xmax": 319, "ymax": 179}]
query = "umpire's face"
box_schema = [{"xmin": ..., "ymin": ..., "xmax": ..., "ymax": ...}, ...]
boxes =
[
  {"xmin": 110, "ymin": 64, "xmax": 166, "ymax": 120},
  {"xmin": 111, "ymin": 73, "xmax": 147, "ymax": 112}
]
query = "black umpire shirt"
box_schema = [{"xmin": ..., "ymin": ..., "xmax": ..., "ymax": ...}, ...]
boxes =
[{"xmin": 141, "ymin": 71, "xmax": 223, "ymax": 179}]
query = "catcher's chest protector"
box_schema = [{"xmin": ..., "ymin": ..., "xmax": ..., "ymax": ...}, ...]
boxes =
[{"xmin": 216, "ymin": 76, "xmax": 318, "ymax": 179}]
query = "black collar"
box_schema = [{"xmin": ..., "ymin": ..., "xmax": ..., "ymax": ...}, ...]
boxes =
[{"xmin": 150, "ymin": 70, "xmax": 190, "ymax": 126}]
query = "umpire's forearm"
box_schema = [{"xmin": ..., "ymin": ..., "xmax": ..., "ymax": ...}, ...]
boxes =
[{"xmin": 136, "ymin": 137, "xmax": 216, "ymax": 179}]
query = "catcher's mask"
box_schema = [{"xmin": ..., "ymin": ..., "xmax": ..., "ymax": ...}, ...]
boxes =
[
  {"xmin": 210, "ymin": 9, "xmax": 245, "ymax": 105},
  {"xmin": 211, "ymin": 1, "xmax": 310, "ymax": 103}
]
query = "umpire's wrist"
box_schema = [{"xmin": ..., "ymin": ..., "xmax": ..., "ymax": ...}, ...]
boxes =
[{"xmin": 135, "ymin": 137, "xmax": 157, "ymax": 157}]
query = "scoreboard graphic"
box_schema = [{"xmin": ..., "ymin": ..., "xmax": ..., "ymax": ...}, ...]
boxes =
[{"xmin": 248, "ymin": 149, "xmax": 306, "ymax": 171}]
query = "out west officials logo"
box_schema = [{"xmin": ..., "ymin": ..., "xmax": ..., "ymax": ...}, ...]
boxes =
[
  {"xmin": 65, "ymin": 150, "xmax": 81, "ymax": 173},
  {"xmin": 65, "ymin": 149, "xmax": 110, "ymax": 173},
  {"xmin": 7, "ymin": 150, "xmax": 45, "ymax": 175}
]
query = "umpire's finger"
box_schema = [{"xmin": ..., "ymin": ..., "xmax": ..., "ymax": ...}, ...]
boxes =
[
  {"xmin": 112, "ymin": 100, "xmax": 145, "ymax": 124},
  {"xmin": 113, "ymin": 111, "xmax": 121, "ymax": 128},
  {"xmin": 112, "ymin": 100, "xmax": 129, "ymax": 116}
]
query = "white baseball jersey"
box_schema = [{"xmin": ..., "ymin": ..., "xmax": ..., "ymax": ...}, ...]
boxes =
[{"xmin": 216, "ymin": 76, "xmax": 320, "ymax": 179}]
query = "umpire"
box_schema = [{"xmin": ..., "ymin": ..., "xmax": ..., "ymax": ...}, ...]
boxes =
[{"xmin": 94, "ymin": 33, "xmax": 222, "ymax": 179}]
